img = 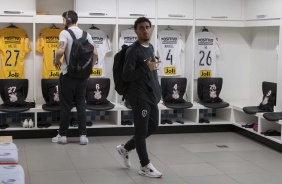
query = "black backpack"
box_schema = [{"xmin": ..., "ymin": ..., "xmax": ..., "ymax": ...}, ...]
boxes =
[
  {"xmin": 113, "ymin": 44, "xmax": 130, "ymax": 96},
  {"xmin": 66, "ymin": 29, "xmax": 94, "ymax": 79}
]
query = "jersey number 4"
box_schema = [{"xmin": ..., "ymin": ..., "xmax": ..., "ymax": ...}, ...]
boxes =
[
  {"xmin": 166, "ymin": 49, "xmax": 173, "ymax": 65},
  {"xmin": 199, "ymin": 50, "xmax": 212, "ymax": 66}
]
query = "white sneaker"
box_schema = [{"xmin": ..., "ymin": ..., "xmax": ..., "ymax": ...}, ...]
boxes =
[
  {"xmin": 80, "ymin": 135, "xmax": 89, "ymax": 145},
  {"xmin": 116, "ymin": 144, "xmax": 131, "ymax": 168},
  {"xmin": 28, "ymin": 119, "xmax": 34, "ymax": 128},
  {"xmin": 139, "ymin": 163, "xmax": 162, "ymax": 178},
  {"xmin": 52, "ymin": 134, "xmax": 67, "ymax": 144},
  {"xmin": 22, "ymin": 119, "xmax": 28, "ymax": 128}
]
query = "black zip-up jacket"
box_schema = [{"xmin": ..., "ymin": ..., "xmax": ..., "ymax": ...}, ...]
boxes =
[{"xmin": 122, "ymin": 41, "xmax": 161, "ymax": 105}]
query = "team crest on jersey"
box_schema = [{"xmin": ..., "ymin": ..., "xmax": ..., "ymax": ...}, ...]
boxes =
[
  {"xmin": 209, "ymin": 84, "xmax": 217, "ymax": 98},
  {"xmin": 142, "ymin": 110, "xmax": 147, "ymax": 118}
]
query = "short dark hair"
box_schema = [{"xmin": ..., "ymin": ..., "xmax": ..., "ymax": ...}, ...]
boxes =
[
  {"xmin": 134, "ymin": 17, "xmax": 151, "ymax": 30},
  {"xmin": 62, "ymin": 10, "xmax": 78, "ymax": 24}
]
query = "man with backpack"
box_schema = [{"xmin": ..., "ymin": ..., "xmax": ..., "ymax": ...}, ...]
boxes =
[
  {"xmin": 52, "ymin": 10, "xmax": 98, "ymax": 145},
  {"xmin": 116, "ymin": 17, "xmax": 162, "ymax": 178}
]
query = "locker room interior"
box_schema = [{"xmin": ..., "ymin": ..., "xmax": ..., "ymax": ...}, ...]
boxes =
[{"xmin": 1, "ymin": 1, "xmax": 282, "ymax": 183}]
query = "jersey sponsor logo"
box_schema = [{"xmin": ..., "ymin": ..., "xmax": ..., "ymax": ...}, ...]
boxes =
[
  {"xmin": 198, "ymin": 38, "xmax": 213, "ymax": 45},
  {"xmin": 48, "ymin": 70, "xmax": 60, "ymax": 78},
  {"xmin": 4, "ymin": 36, "xmax": 21, "ymax": 44},
  {"xmin": 124, "ymin": 36, "xmax": 137, "ymax": 43},
  {"xmin": 200, "ymin": 70, "xmax": 212, "ymax": 78},
  {"xmin": 7, "ymin": 71, "xmax": 20, "ymax": 78},
  {"xmin": 92, "ymin": 37, "xmax": 104, "ymax": 44},
  {"xmin": 46, "ymin": 36, "xmax": 59, "ymax": 43},
  {"xmin": 91, "ymin": 68, "xmax": 102, "ymax": 77},
  {"xmin": 164, "ymin": 66, "xmax": 176, "ymax": 75},
  {"xmin": 161, "ymin": 37, "xmax": 177, "ymax": 44}
]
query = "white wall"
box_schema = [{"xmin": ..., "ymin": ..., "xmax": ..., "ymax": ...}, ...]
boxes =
[{"xmin": 249, "ymin": 27, "xmax": 279, "ymax": 102}]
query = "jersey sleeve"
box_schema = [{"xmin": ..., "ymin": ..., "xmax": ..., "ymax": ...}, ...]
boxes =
[
  {"xmin": 179, "ymin": 34, "xmax": 184, "ymax": 52},
  {"xmin": 87, "ymin": 33, "xmax": 94, "ymax": 45},
  {"xmin": 59, "ymin": 30, "xmax": 68, "ymax": 43},
  {"xmin": 119, "ymin": 36, "xmax": 124, "ymax": 50},
  {"xmin": 215, "ymin": 37, "xmax": 220, "ymax": 56},
  {"xmin": 106, "ymin": 35, "xmax": 111, "ymax": 53},
  {"xmin": 0, "ymin": 32, "xmax": 3, "ymax": 55},
  {"xmin": 24, "ymin": 34, "xmax": 31, "ymax": 53},
  {"xmin": 36, "ymin": 32, "xmax": 44, "ymax": 53}
]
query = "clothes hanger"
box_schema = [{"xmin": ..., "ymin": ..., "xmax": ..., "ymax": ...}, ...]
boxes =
[
  {"xmin": 89, "ymin": 24, "xmax": 100, "ymax": 30},
  {"xmin": 202, "ymin": 26, "xmax": 209, "ymax": 32},
  {"xmin": 165, "ymin": 25, "xmax": 173, "ymax": 30},
  {"xmin": 50, "ymin": 23, "xmax": 59, "ymax": 29},
  {"xmin": 128, "ymin": 25, "xmax": 134, "ymax": 29},
  {"xmin": 7, "ymin": 23, "xmax": 18, "ymax": 28}
]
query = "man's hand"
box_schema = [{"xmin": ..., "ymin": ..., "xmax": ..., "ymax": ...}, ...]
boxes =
[
  {"xmin": 92, "ymin": 47, "xmax": 98, "ymax": 66},
  {"xmin": 146, "ymin": 57, "xmax": 161, "ymax": 71},
  {"xmin": 54, "ymin": 60, "xmax": 61, "ymax": 70}
]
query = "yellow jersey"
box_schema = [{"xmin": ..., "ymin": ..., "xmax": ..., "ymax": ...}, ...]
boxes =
[
  {"xmin": 36, "ymin": 28, "xmax": 63, "ymax": 79},
  {"xmin": 0, "ymin": 28, "xmax": 31, "ymax": 79}
]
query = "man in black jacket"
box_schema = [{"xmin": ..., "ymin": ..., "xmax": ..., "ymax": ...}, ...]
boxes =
[{"xmin": 116, "ymin": 17, "xmax": 162, "ymax": 178}]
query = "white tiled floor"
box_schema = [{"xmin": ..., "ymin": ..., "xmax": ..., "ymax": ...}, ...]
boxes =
[{"xmin": 13, "ymin": 132, "xmax": 282, "ymax": 184}]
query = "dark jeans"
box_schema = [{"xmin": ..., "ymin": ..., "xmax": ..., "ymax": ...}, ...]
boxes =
[
  {"xmin": 58, "ymin": 73, "xmax": 88, "ymax": 136},
  {"xmin": 124, "ymin": 97, "xmax": 159, "ymax": 167}
]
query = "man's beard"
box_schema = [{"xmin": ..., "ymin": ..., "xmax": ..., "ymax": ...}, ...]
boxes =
[
  {"xmin": 64, "ymin": 25, "xmax": 68, "ymax": 30},
  {"xmin": 140, "ymin": 37, "xmax": 150, "ymax": 42}
]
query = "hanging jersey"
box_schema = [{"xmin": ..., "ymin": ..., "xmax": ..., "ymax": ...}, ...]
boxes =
[
  {"xmin": 195, "ymin": 31, "xmax": 220, "ymax": 79},
  {"xmin": 86, "ymin": 29, "xmax": 111, "ymax": 77},
  {"xmin": 157, "ymin": 30, "xmax": 184, "ymax": 76},
  {"xmin": 0, "ymin": 28, "xmax": 31, "ymax": 79},
  {"xmin": 36, "ymin": 28, "xmax": 63, "ymax": 79},
  {"xmin": 119, "ymin": 29, "xmax": 137, "ymax": 49}
]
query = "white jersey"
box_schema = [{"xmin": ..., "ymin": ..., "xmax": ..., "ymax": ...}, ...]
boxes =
[
  {"xmin": 119, "ymin": 29, "xmax": 137, "ymax": 49},
  {"xmin": 87, "ymin": 29, "xmax": 111, "ymax": 77},
  {"xmin": 195, "ymin": 31, "xmax": 220, "ymax": 79},
  {"xmin": 157, "ymin": 30, "xmax": 184, "ymax": 75}
]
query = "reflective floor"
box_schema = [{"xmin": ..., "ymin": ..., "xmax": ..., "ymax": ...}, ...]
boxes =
[{"xmin": 14, "ymin": 132, "xmax": 282, "ymax": 184}]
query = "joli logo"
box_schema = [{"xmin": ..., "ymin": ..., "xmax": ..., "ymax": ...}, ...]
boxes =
[
  {"xmin": 164, "ymin": 67, "xmax": 176, "ymax": 75},
  {"xmin": 200, "ymin": 70, "xmax": 212, "ymax": 78},
  {"xmin": 91, "ymin": 68, "xmax": 102, "ymax": 76},
  {"xmin": 7, "ymin": 71, "xmax": 19, "ymax": 78}
]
